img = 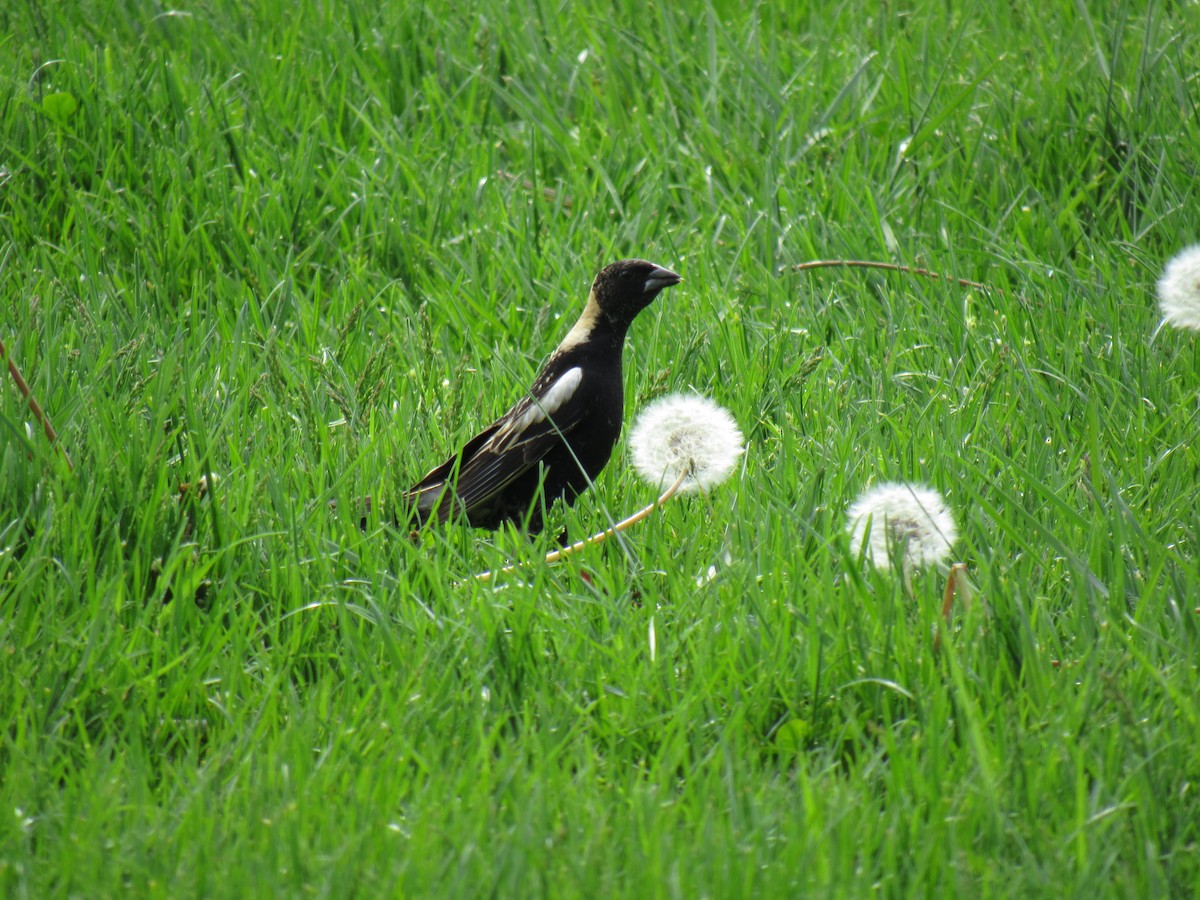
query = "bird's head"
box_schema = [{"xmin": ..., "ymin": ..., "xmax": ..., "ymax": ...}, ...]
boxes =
[{"xmin": 591, "ymin": 259, "xmax": 681, "ymax": 326}]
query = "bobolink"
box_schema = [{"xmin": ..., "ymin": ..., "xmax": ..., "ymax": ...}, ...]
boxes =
[{"xmin": 404, "ymin": 258, "xmax": 681, "ymax": 534}]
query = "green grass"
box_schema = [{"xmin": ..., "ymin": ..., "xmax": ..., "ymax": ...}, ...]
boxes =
[{"xmin": 3, "ymin": 0, "xmax": 1199, "ymax": 895}]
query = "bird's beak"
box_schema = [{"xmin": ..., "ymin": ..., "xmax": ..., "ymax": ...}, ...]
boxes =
[{"xmin": 643, "ymin": 265, "xmax": 682, "ymax": 292}]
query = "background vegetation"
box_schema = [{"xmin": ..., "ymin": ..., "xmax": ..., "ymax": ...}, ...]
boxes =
[{"xmin": 2, "ymin": 0, "xmax": 1198, "ymax": 894}]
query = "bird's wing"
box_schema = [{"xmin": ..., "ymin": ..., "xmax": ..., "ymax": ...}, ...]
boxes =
[
  {"xmin": 406, "ymin": 366, "xmax": 587, "ymax": 522},
  {"xmin": 404, "ymin": 422, "xmax": 503, "ymax": 514}
]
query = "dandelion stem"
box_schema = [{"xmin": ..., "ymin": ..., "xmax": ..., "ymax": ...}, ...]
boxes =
[
  {"xmin": 785, "ymin": 259, "xmax": 998, "ymax": 293},
  {"xmin": 475, "ymin": 468, "xmax": 690, "ymax": 583},
  {"xmin": 940, "ymin": 563, "xmax": 959, "ymax": 620},
  {"xmin": 1, "ymin": 336, "xmax": 73, "ymax": 471},
  {"xmin": 941, "ymin": 562, "xmax": 969, "ymax": 619},
  {"xmin": 543, "ymin": 468, "xmax": 690, "ymax": 565},
  {"xmin": 933, "ymin": 562, "xmax": 970, "ymax": 653}
]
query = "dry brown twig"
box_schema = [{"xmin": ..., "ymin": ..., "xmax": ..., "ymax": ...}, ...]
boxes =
[
  {"xmin": 1, "ymin": 336, "xmax": 73, "ymax": 471},
  {"xmin": 941, "ymin": 562, "xmax": 970, "ymax": 620},
  {"xmin": 786, "ymin": 259, "xmax": 1000, "ymax": 293},
  {"xmin": 932, "ymin": 562, "xmax": 971, "ymax": 653}
]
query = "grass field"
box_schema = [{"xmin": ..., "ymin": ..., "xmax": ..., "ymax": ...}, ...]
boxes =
[{"xmin": 3, "ymin": 0, "xmax": 1200, "ymax": 895}]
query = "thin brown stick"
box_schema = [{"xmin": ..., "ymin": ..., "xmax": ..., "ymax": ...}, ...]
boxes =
[
  {"xmin": 474, "ymin": 468, "xmax": 690, "ymax": 583},
  {"xmin": 940, "ymin": 563, "xmax": 966, "ymax": 620},
  {"xmin": 0, "ymin": 336, "xmax": 73, "ymax": 471},
  {"xmin": 786, "ymin": 259, "xmax": 999, "ymax": 293},
  {"xmin": 933, "ymin": 562, "xmax": 969, "ymax": 653}
]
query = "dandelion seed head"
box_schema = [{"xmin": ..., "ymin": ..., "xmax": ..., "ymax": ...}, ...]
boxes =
[
  {"xmin": 845, "ymin": 481, "xmax": 957, "ymax": 572},
  {"xmin": 629, "ymin": 394, "xmax": 744, "ymax": 494},
  {"xmin": 1157, "ymin": 245, "xmax": 1200, "ymax": 332}
]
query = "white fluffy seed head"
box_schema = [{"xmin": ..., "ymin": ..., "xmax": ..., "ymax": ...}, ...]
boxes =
[
  {"xmin": 629, "ymin": 394, "xmax": 744, "ymax": 494},
  {"xmin": 845, "ymin": 481, "xmax": 958, "ymax": 572},
  {"xmin": 1157, "ymin": 245, "xmax": 1200, "ymax": 332}
]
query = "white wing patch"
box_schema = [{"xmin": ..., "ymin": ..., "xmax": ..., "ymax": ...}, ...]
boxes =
[
  {"xmin": 542, "ymin": 366, "xmax": 584, "ymax": 414},
  {"xmin": 489, "ymin": 367, "xmax": 583, "ymax": 451},
  {"xmin": 506, "ymin": 366, "xmax": 583, "ymax": 438}
]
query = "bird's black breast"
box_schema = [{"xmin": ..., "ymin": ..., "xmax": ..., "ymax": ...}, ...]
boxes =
[
  {"xmin": 542, "ymin": 357, "xmax": 624, "ymax": 487},
  {"xmin": 495, "ymin": 345, "xmax": 625, "ymax": 529}
]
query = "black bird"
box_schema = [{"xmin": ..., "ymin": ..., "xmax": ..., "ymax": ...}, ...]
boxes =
[{"xmin": 404, "ymin": 258, "xmax": 681, "ymax": 534}]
